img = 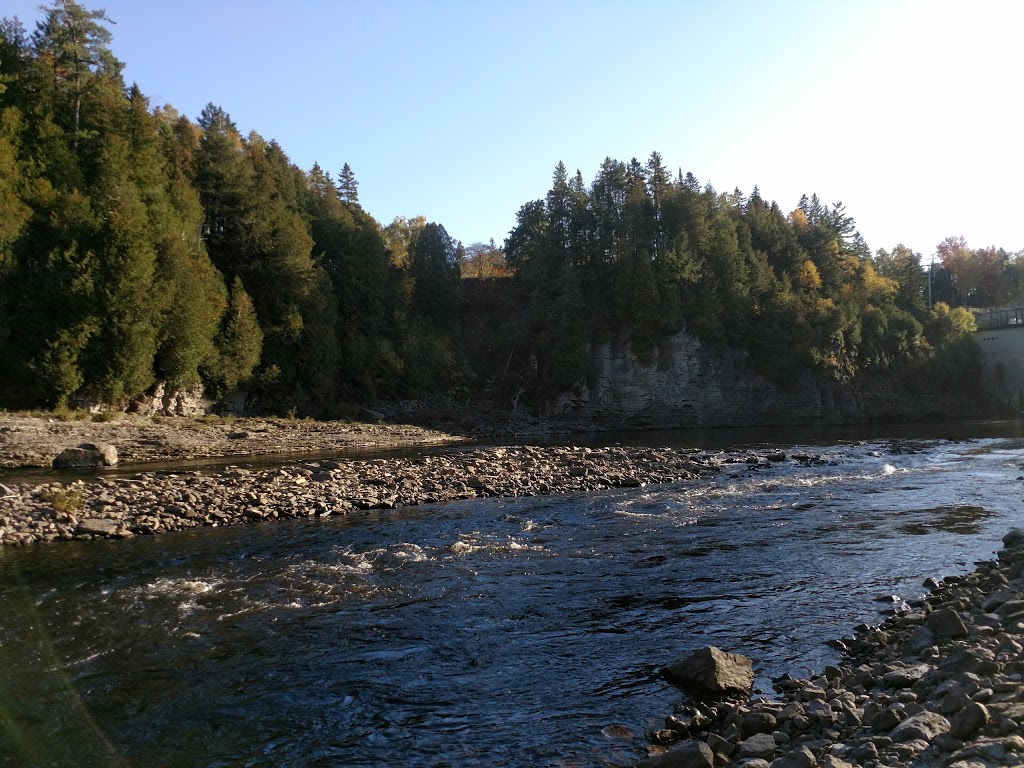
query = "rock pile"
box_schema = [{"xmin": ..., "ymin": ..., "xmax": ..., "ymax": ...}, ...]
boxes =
[
  {"xmin": 636, "ymin": 529, "xmax": 1024, "ymax": 768},
  {"xmin": 0, "ymin": 444, "xmax": 753, "ymax": 546}
]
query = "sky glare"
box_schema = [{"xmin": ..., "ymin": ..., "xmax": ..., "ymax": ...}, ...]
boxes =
[{"xmin": 5, "ymin": 0, "xmax": 1022, "ymax": 258}]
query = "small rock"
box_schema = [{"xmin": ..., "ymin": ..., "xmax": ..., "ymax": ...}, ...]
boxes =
[
  {"xmin": 705, "ymin": 733, "xmax": 734, "ymax": 757},
  {"xmin": 665, "ymin": 715, "xmax": 691, "ymax": 736},
  {"xmin": 1004, "ymin": 734, "xmax": 1024, "ymax": 753},
  {"xmin": 740, "ymin": 733, "xmax": 777, "ymax": 761},
  {"xmin": 949, "ymin": 702, "xmax": 989, "ymax": 740},
  {"xmin": 981, "ymin": 589, "xmax": 1014, "ymax": 612},
  {"xmin": 742, "ymin": 712, "xmax": 778, "ymax": 737},
  {"xmin": 882, "ymin": 663, "xmax": 930, "ymax": 688},
  {"xmin": 76, "ymin": 518, "xmax": 121, "ymax": 536},
  {"xmin": 925, "ymin": 607, "xmax": 968, "ymax": 638},
  {"xmin": 819, "ymin": 758, "xmax": 855, "ymax": 768},
  {"xmin": 850, "ymin": 742, "xmax": 878, "ymax": 762},
  {"xmin": 770, "ymin": 746, "xmax": 816, "ymax": 768},
  {"xmin": 889, "ymin": 711, "xmax": 951, "ymax": 743},
  {"xmin": 633, "ymin": 740, "xmax": 714, "ymax": 768},
  {"xmin": 601, "ymin": 724, "xmax": 634, "ymax": 740}
]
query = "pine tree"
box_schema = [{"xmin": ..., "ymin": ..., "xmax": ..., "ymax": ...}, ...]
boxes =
[
  {"xmin": 410, "ymin": 222, "xmax": 461, "ymax": 332},
  {"xmin": 30, "ymin": 0, "xmax": 122, "ymax": 156},
  {"xmin": 337, "ymin": 162, "xmax": 359, "ymax": 204}
]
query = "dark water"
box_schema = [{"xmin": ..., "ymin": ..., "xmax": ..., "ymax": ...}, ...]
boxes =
[{"xmin": 3, "ymin": 434, "xmax": 1024, "ymax": 767}]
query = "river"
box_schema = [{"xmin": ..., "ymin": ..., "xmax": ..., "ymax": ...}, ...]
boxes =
[{"xmin": 2, "ymin": 427, "xmax": 1024, "ymax": 767}]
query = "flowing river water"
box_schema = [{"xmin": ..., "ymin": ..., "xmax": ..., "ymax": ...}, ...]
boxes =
[{"xmin": 3, "ymin": 427, "xmax": 1024, "ymax": 767}]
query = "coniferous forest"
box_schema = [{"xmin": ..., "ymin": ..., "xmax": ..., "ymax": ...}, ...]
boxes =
[{"xmin": 0, "ymin": 3, "xmax": 1012, "ymax": 417}]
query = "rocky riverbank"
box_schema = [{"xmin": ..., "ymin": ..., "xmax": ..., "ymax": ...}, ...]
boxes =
[
  {"xmin": 636, "ymin": 529, "xmax": 1024, "ymax": 768},
  {"xmin": 0, "ymin": 442, "xmax": 796, "ymax": 546}
]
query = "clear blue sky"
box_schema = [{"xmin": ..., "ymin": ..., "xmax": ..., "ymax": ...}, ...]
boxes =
[{"xmin": 7, "ymin": 1, "xmax": 1022, "ymax": 257}]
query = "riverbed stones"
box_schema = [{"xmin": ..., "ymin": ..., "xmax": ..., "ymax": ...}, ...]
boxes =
[
  {"xmin": 662, "ymin": 646, "xmax": 755, "ymax": 699},
  {"xmin": 641, "ymin": 532, "xmax": 1024, "ymax": 768},
  {"xmin": 1, "ymin": 443, "xmax": 722, "ymax": 546}
]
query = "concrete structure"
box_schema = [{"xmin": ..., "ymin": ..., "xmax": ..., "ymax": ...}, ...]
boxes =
[{"xmin": 975, "ymin": 308, "xmax": 1024, "ymax": 405}]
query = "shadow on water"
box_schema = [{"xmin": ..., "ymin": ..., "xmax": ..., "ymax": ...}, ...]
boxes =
[{"xmin": 896, "ymin": 504, "xmax": 995, "ymax": 535}]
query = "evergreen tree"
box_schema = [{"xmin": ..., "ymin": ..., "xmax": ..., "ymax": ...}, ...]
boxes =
[
  {"xmin": 194, "ymin": 103, "xmax": 254, "ymax": 282},
  {"xmin": 30, "ymin": 0, "xmax": 122, "ymax": 157},
  {"xmin": 205, "ymin": 276, "xmax": 262, "ymax": 394},
  {"xmin": 307, "ymin": 162, "xmax": 400, "ymax": 400},
  {"xmin": 409, "ymin": 221, "xmax": 461, "ymax": 332},
  {"xmin": 337, "ymin": 162, "xmax": 359, "ymax": 204},
  {"xmin": 874, "ymin": 245, "xmax": 927, "ymax": 318}
]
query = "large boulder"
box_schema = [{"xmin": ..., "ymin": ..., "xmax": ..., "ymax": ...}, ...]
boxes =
[
  {"xmin": 53, "ymin": 443, "xmax": 118, "ymax": 468},
  {"xmin": 662, "ymin": 646, "xmax": 755, "ymax": 699},
  {"xmin": 1003, "ymin": 528, "xmax": 1024, "ymax": 548}
]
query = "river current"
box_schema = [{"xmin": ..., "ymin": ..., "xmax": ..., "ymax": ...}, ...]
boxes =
[{"xmin": 3, "ymin": 430, "xmax": 1024, "ymax": 767}]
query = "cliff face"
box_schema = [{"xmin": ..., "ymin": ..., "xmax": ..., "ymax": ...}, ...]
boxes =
[{"xmin": 544, "ymin": 328, "xmax": 969, "ymax": 429}]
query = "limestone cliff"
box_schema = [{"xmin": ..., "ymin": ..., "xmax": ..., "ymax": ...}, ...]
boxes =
[{"xmin": 544, "ymin": 327, "xmax": 970, "ymax": 429}]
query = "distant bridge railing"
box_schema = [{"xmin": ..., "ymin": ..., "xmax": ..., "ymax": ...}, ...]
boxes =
[{"xmin": 976, "ymin": 308, "xmax": 1024, "ymax": 331}]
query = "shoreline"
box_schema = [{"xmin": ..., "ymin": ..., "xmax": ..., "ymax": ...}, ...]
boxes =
[
  {"xmin": 636, "ymin": 530, "xmax": 1024, "ymax": 768},
  {"xmin": 0, "ymin": 412, "xmax": 477, "ymax": 471}
]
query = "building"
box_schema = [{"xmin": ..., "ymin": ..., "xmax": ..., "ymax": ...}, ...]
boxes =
[{"xmin": 975, "ymin": 308, "xmax": 1024, "ymax": 405}]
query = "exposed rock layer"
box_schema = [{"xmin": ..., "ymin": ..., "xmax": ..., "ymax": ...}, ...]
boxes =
[{"xmin": 547, "ymin": 329, "xmax": 970, "ymax": 429}]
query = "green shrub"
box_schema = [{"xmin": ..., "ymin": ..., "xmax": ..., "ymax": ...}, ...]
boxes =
[{"xmin": 40, "ymin": 484, "xmax": 85, "ymax": 516}]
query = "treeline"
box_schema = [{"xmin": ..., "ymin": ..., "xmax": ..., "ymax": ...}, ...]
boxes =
[
  {"xmin": 928, "ymin": 236, "xmax": 1024, "ymax": 309},
  {"xmin": 0, "ymin": 3, "xmax": 462, "ymax": 413},
  {"xmin": 502, "ymin": 156, "xmax": 981, "ymax": 399},
  {"xmin": 0, "ymin": 2, "xmax": 1001, "ymax": 417}
]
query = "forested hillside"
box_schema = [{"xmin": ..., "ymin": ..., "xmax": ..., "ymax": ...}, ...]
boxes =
[
  {"xmin": 0, "ymin": 4, "xmax": 462, "ymax": 413},
  {"xmin": 0, "ymin": 2, "xmax": 1016, "ymax": 417},
  {"xmin": 498, "ymin": 159, "xmax": 988, "ymax": 405}
]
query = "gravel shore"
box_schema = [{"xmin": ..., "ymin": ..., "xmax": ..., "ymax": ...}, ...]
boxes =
[
  {"xmin": 636, "ymin": 529, "xmax": 1024, "ymax": 768},
  {"xmin": 0, "ymin": 441, "xmax": 772, "ymax": 545},
  {"xmin": 0, "ymin": 412, "xmax": 467, "ymax": 470}
]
